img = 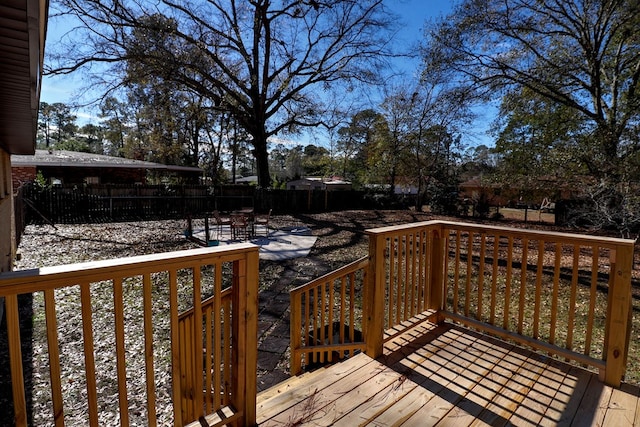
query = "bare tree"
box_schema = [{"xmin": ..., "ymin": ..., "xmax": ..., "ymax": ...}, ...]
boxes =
[{"xmin": 47, "ymin": 0, "xmax": 397, "ymax": 187}]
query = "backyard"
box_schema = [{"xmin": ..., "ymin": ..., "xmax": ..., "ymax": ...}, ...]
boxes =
[{"xmin": 4, "ymin": 209, "xmax": 640, "ymax": 424}]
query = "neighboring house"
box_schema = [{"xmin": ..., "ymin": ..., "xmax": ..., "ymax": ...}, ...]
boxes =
[
  {"xmin": 459, "ymin": 176, "xmax": 579, "ymax": 208},
  {"xmin": 11, "ymin": 149, "xmax": 203, "ymax": 191},
  {"xmin": 393, "ymin": 176, "xmax": 419, "ymax": 195},
  {"xmin": 1, "ymin": 0, "xmax": 47, "ymax": 275},
  {"xmin": 394, "ymin": 185, "xmax": 418, "ymax": 195},
  {"xmin": 235, "ymin": 175, "xmax": 258, "ymax": 184},
  {"xmin": 459, "ymin": 177, "xmax": 508, "ymax": 205},
  {"xmin": 286, "ymin": 176, "xmax": 352, "ymax": 191}
]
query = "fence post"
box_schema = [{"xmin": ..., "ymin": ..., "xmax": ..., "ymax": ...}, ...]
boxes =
[
  {"xmin": 364, "ymin": 232, "xmax": 385, "ymax": 358},
  {"xmin": 602, "ymin": 242, "xmax": 634, "ymax": 387}
]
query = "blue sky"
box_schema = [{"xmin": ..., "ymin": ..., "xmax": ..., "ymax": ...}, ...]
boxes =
[
  {"xmin": 39, "ymin": 0, "xmax": 495, "ymax": 147},
  {"xmin": 40, "ymin": 0, "xmax": 455, "ymax": 106},
  {"xmin": 388, "ymin": 0, "xmax": 453, "ymax": 43}
]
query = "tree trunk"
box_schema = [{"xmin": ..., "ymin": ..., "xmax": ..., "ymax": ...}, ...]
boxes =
[{"xmin": 253, "ymin": 132, "xmax": 271, "ymax": 188}]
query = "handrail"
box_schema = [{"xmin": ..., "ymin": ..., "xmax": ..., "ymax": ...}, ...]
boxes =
[
  {"xmin": 364, "ymin": 220, "xmax": 634, "ymax": 387},
  {"xmin": 289, "ymin": 256, "xmax": 368, "ymax": 375},
  {"xmin": 0, "ymin": 244, "xmax": 259, "ymax": 426}
]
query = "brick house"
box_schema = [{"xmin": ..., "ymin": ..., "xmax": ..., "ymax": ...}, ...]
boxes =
[
  {"xmin": 0, "ymin": 0, "xmax": 47, "ymax": 275},
  {"xmin": 11, "ymin": 149, "xmax": 203, "ymax": 191}
]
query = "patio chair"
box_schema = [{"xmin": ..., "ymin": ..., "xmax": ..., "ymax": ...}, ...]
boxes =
[
  {"xmin": 253, "ymin": 209, "xmax": 272, "ymax": 237},
  {"xmin": 230, "ymin": 213, "xmax": 250, "ymax": 240},
  {"xmin": 212, "ymin": 210, "xmax": 231, "ymax": 237}
]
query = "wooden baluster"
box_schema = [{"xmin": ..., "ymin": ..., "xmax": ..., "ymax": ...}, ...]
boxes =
[
  {"xmin": 549, "ymin": 243, "xmax": 562, "ymax": 346},
  {"xmin": 465, "ymin": 231, "xmax": 473, "ymax": 317},
  {"xmin": 584, "ymin": 246, "xmax": 599, "ymax": 357},
  {"xmin": 567, "ymin": 245, "xmax": 579, "ymax": 352},
  {"xmin": 502, "ymin": 237, "xmax": 514, "ymax": 330},
  {"xmin": 478, "ymin": 233, "xmax": 486, "ymax": 321},
  {"xmin": 533, "ymin": 240, "xmax": 544, "ymax": 340},
  {"xmin": 489, "ymin": 234, "xmax": 500, "ymax": 325},
  {"xmin": 44, "ymin": 289, "xmax": 64, "ymax": 426},
  {"xmin": 453, "ymin": 230, "xmax": 461, "ymax": 314},
  {"xmin": 80, "ymin": 283, "xmax": 100, "ymax": 427},
  {"xmin": 518, "ymin": 238, "xmax": 529, "ymax": 334},
  {"xmin": 429, "ymin": 228, "xmax": 445, "ymax": 322}
]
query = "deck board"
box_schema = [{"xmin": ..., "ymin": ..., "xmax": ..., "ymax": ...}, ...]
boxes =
[
  {"xmin": 602, "ymin": 382, "xmax": 639, "ymax": 426},
  {"xmin": 256, "ymin": 320, "xmax": 640, "ymax": 426}
]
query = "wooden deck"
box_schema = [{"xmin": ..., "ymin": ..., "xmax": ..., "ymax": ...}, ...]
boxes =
[{"xmin": 256, "ymin": 320, "xmax": 640, "ymax": 426}]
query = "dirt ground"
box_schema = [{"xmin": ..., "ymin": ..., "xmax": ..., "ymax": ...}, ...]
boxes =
[{"xmin": 497, "ymin": 207, "xmax": 555, "ymax": 224}]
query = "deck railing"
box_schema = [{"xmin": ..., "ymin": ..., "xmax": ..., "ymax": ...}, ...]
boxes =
[
  {"xmin": 291, "ymin": 220, "xmax": 634, "ymax": 387},
  {"xmin": 0, "ymin": 244, "xmax": 258, "ymax": 427},
  {"xmin": 289, "ymin": 257, "xmax": 368, "ymax": 375}
]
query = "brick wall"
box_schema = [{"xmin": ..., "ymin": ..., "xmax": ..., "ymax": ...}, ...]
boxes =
[{"xmin": 12, "ymin": 165, "xmax": 36, "ymax": 193}]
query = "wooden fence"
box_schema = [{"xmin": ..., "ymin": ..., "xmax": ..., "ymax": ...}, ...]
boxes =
[
  {"xmin": 13, "ymin": 185, "xmax": 26, "ymax": 247},
  {"xmin": 18, "ymin": 184, "xmax": 214, "ymax": 224},
  {"xmin": 17, "ymin": 184, "xmax": 373, "ymax": 225}
]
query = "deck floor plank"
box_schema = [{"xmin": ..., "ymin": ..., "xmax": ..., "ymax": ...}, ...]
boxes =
[
  {"xmin": 446, "ymin": 340, "xmax": 545, "ymax": 427},
  {"xmin": 602, "ymin": 382, "xmax": 639, "ymax": 426},
  {"xmin": 259, "ymin": 354, "xmax": 391, "ymax": 426},
  {"xmin": 553, "ymin": 366, "xmax": 595, "ymax": 425},
  {"xmin": 335, "ymin": 325, "xmax": 458, "ymax": 426},
  {"xmin": 299, "ymin": 365, "xmax": 407, "ymax": 426},
  {"xmin": 395, "ymin": 330, "xmax": 506, "ymax": 427},
  {"xmin": 506, "ymin": 357, "xmax": 575, "ymax": 427},
  {"xmin": 334, "ymin": 369, "xmax": 421, "ymax": 426},
  {"xmin": 529, "ymin": 358, "xmax": 575, "ymax": 426},
  {"xmin": 568, "ymin": 373, "xmax": 612, "ymax": 427},
  {"xmin": 432, "ymin": 336, "xmax": 515, "ymax": 427},
  {"xmin": 368, "ymin": 326, "xmax": 483, "ymax": 426},
  {"xmin": 256, "ymin": 319, "xmax": 640, "ymax": 427},
  {"xmin": 468, "ymin": 348, "xmax": 549, "ymax": 427},
  {"xmin": 256, "ymin": 353, "xmax": 377, "ymax": 424}
]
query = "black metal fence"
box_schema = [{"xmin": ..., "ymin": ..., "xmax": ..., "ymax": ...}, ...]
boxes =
[
  {"xmin": 19, "ymin": 184, "xmax": 214, "ymax": 224},
  {"xmin": 16, "ymin": 183, "xmax": 378, "ymax": 225},
  {"xmin": 14, "ymin": 185, "xmax": 26, "ymax": 247}
]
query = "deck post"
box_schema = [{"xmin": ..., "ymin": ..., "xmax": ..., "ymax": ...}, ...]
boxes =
[
  {"xmin": 364, "ymin": 233, "xmax": 386, "ymax": 358},
  {"xmin": 429, "ymin": 228, "xmax": 446, "ymax": 323},
  {"xmin": 5, "ymin": 295, "xmax": 27, "ymax": 427},
  {"xmin": 601, "ymin": 242, "xmax": 634, "ymax": 387},
  {"xmin": 231, "ymin": 250, "xmax": 259, "ymax": 426},
  {"xmin": 289, "ymin": 289, "xmax": 303, "ymax": 375}
]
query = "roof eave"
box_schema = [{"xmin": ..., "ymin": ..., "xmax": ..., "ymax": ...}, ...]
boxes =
[{"xmin": 0, "ymin": 0, "xmax": 48, "ymax": 155}]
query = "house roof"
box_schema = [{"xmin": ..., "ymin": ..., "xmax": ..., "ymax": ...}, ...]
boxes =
[
  {"xmin": 236, "ymin": 175, "xmax": 258, "ymax": 183},
  {"xmin": 289, "ymin": 177, "xmax": 352, "ymax": 185},
  {"xmin": 11, "ymin": 149, "xmax": 203, "ymax": 173},
  {"xmin": 0, "ymin": 0, "xmax": 48, "ymax": 155}
]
